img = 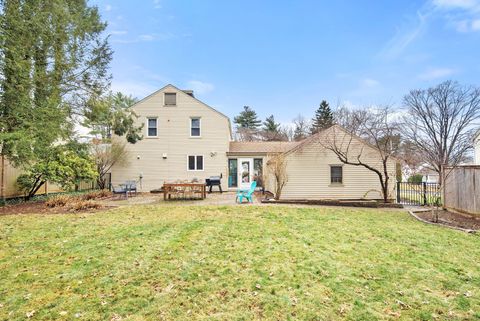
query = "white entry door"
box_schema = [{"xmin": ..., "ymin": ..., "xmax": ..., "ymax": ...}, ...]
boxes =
[{"xmin": 238, "ymin": 158, "xmax": 254, "ymax": 190}]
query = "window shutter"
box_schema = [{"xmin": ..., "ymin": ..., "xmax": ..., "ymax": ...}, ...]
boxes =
[
  {"xmin": 164, "ymin": 93, "xmax": 176, "ymax": 105},
  {"xmin": 188, "ymin": 156, "xmax": 195, "ymax": 170},
  {"xmin": 196, "ymin": 156, "xmax": 203, "ymax": 170}
]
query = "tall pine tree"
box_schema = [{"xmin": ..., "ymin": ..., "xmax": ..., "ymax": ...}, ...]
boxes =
[
  {"xmin": 233, "ymin": 106, "xmax": 261, "ymax": 129},
  {"xmin": 262, "ymin": 115, "xmax": 280, "ymax": 133},
  {"xmin": 310, "ymin": 100, "xmax": 334, "ymax": 134},
  {"xmin": 262, "ymin": 115, "xmax": 285, "ymax": 141}
]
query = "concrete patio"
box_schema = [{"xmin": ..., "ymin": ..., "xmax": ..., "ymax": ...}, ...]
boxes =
[{"xmin": 99, "ymin": 191, "xmax": 264, "ymax": 207}]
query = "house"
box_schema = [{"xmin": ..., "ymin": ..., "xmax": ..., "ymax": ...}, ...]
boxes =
[
  {"xmin": 421, "ymin": 170, "xmax": 439, "ymax": 183},
  {"xmin": 111, "ymin": 84, "xmax": 396, "ymax": 200},
  {"xmin": 111, "ymin": 84, "xmax": 231, "ymax": 191}
]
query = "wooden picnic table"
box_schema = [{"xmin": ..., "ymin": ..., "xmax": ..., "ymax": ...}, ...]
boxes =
[{"xmin": 163, "ymin": 183, "xmax": 206, "ymax": 200}]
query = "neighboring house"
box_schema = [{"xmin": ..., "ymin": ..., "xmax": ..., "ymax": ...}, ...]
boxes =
[
  {"xmin": 112, "ymin": 84, "xmax": 397, "ymax": 200},
  {"xmin": 421, "ymin": 171, "xmax": 439, "ymax": 184},
  {"xmin": 415, "ymin": 164, "xmax": 440, "ymax": 184}
]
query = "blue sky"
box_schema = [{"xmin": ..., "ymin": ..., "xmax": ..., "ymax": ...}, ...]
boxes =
[{"xmin": 93, "ymin": 0, "xmax": 480, "ymax": 123}]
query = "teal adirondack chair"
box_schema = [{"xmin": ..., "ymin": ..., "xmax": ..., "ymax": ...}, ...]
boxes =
[{"xmin": 236, "ymin": 181, "xmax": 257, "ymax": 203}]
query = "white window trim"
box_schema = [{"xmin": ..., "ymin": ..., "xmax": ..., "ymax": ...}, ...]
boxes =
[
  {"xmin": 187, "ymin": 155, "xmax": 204, "ymax": 171},
  {"xmin": 164, "ymin": 92, "xmax": 177, "ymax": 106},
  {"xmin": 190, "ymin": 117, "xmax": 201, "ymax": 138},
  {"xmin": 146, "ymin": 117, "xmax": 158, "ymax": 138}
]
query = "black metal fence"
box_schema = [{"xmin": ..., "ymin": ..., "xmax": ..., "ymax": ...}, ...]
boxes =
[{"xmin": 396, "ymin": 182, "xmax": 441, "ymax": 206}]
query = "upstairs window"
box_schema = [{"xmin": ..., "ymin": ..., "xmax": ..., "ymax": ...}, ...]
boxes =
[
  {"xmin": 190, "ymin": 118, "xmax": 201, "ymax": 137},
  {"xmin": 147, "ymin": 118, "xmax": 157, "ymax": 137},
  {"xmin": 330, "ymin": 165, "xmax": 343, "ymax": 184},
  {"xmin": 188, "ymin": 155, "xmax": 204, "ymax": 171},
  {"xmin": 164, "ymin": 92, "xmax": 176, "ymax": 106}
]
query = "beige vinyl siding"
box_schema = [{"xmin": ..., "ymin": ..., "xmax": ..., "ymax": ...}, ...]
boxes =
[
  {"xmin": 268, "ymin": 130, "xmax": 396, "ymax": 200},
  {"xmin": 111, "ymin": 85, "xmax": 231, "ymax": 191}
]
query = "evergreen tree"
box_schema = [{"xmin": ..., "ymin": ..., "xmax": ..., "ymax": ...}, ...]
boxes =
[
  {"xmin": 262, "ymin": 115, "xmax": 280, "ymax": 133},
  {"xmin": 261, "ymin": 115, "xmax": 285, "ymax": 141},
  {"xmin": 0, "ymin": 0, "xmax": 111, "ymax": 203},
  {"xmin": 233, "ymin": 106, "xmax": 261, "ymax": 129},
  {"xmin": 83, "ymin": 92, "xmax": 143, "ymax": 143},
  {"xmin": 310, "ymin": 100, "xmax": 334, "ymax": 134}
]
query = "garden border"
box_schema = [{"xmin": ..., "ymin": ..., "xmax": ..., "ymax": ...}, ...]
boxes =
[{"xmin": 408, "ymin": 210, "xmax": 477, "ymax": 234}]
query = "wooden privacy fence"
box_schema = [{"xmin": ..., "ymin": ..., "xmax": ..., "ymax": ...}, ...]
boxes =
[{"xmin": 443, "ymin": 166, "xmax": 480, "ymax": 215}]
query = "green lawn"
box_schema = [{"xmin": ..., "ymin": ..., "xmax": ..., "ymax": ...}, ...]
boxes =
[{"xmin": 1, "ymin": 206, "xmax": 479, "ymax": 320}]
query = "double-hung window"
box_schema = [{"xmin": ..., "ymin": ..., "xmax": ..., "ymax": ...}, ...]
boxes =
[
  {"xmin": 330, "ymin": 165, "xmax": 343, "ymax": 184},
  {"xmin": 147, "ymin": 118, "xmax": 157, "ymax": 137},
  {"xmin": 188, "ymin": 155, "xmax": 204, "ymax": 171},
  {"xmin": 190, "ymin": 118, "xmax": 201, "ymax": 137}
]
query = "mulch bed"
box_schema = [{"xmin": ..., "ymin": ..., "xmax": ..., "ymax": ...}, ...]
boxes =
[
  {"xmin": 0, "ymin": 201, "xmax": 108, "ymax": 216},
  {"xmin": 413, "ymin": 209, "xmax": 480, "ymax": 231}
]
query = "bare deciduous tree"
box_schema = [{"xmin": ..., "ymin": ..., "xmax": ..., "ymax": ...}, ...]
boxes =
[
  {"xmin": 266, "ymin": 153, "xmax": 288, "ymax": 200},
  {"xmin": 292, "ymin": 115, "xmax": 311, "ymax": 141},
  {"xmin": 320, "ymin": 107, "xmax": 399, "ymax": 202},
  {"xmin": 402, "ymin": 81, "xmax": 480, "ymax": 222},
  {"xmin": 402, "ymin": 81, "xmax": 480, "ymax": 178},
  {"xmin": 92, "ymin": 139, "xmax": 129, "ymax": 189}
]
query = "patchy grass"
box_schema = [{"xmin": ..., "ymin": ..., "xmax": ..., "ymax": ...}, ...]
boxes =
[{"xmin": 0, "ymin": 206, "xmax": 479, "ymax": 320}]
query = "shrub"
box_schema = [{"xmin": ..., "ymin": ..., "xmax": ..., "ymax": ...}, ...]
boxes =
[
  {"xmin": 82, "ymin": 189, "xmax": 112, "ymax": 200},
  {"xmin": 45, "ymin": 195, "xmax": 74, "ymax": 208},
  {"xmin": 67, "ymin": 200, "xmax": 101, "ymax": 212},
  {"xmin": 408, "ymin": 174, "xmax": 424, "ymax": 183}
]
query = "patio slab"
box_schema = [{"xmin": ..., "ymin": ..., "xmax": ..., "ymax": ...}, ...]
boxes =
[{"xmin": 100, "ymin": 191, "xmax": 263, "ymax": 207}]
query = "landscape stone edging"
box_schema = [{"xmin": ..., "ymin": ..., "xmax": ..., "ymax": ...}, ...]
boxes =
[
  {"xmin": 408, "ymin": 210, "xmax": 477, "ymax": 234},
  {"xmin": 261, "ymin": 199, "xmax": 403, "ymax": 209}
]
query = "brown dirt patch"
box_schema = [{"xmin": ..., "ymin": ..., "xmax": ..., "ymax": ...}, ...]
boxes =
[
  {"xmin": 414, "ymin": 209, "xmax": 480, "ymax": 231},
  {"xmin": 0, "ymin": 200, "xmax": 111, "ymax": 216}
]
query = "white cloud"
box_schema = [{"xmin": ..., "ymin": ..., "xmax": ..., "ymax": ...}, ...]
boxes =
[
  {"xmin": 110, "ymin": 30, "xmax": 127, "ymax": 35},
  {"xmin": 153, "ymin": 0, "xmax": 162, "ymax": 9},
  {"xmin": 361, "ymin": 78, "xmax": 380, "ymax": 88},
  {"xmin": 418, "ymin": 67, "xmax": 456, "ymax": 80},
  {"xmin": 473, "ymin": 18, "xmax": 480, "ymax": 29},
  {"xmin": 433, "ymin": 0, "xmax": 480, "ymax": 32},
  {"xmin": 105, "ymin": 4, "xmax": 112, "ymax": 12},
  {"xmin": 139, "ymin": 34, "xmax": 155, "ymax": 41},
  {"xmin": 379, "ymin": 11, "xmax": 429, "ymax": 60},
  {"xmin": 381, "ymin": 0, "xmax": 480, "ymax": 59},
  {"xmin": 186, "ymin": 80, "xmax": 215, "ymax": 95},
  {"xmin": 111, "ymin": 81, "xmax": 159, "ymax": 99},
  {"xmin": 111, "ymin": 33, "xmax": 175, "ymax": 44},
  {"xmin": 432, "ymin": 0, "xmax": 479, "ymax": 10}
]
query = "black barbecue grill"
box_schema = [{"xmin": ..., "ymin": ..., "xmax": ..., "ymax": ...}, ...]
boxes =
[{"xmin": 205, "ymin": 174, "xmax": 223, "ymax": 193}]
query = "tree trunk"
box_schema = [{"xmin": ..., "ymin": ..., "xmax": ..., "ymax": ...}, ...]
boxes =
[{"xmin": 25, "ymin": 179, "xmax": 45, "ymax": 201}]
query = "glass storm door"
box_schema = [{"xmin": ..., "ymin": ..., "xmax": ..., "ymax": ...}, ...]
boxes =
[{"xmin": 238, "ymin": 158, "xmax": 253, "ymax": 190}]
